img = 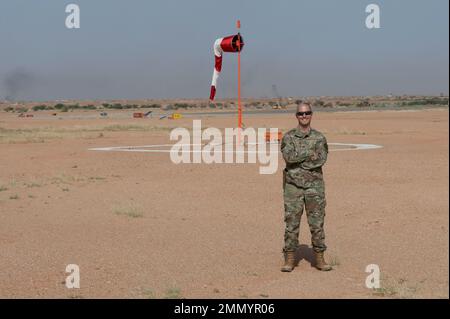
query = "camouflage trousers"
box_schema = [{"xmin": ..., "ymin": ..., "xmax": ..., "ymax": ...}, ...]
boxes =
[{"xmin": 283, "ymin": 182, "xmax": 327, "ymax": 253}]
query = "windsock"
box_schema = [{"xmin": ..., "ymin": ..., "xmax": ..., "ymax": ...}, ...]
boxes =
[{"xmin": 210, "ymin": 34, "xmax": 244, "ymax": 101}]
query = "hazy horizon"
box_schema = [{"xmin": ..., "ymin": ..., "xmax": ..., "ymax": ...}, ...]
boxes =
[{"xmin": 1, "ymin": 0, "xmax": 448, "ymax": 101}]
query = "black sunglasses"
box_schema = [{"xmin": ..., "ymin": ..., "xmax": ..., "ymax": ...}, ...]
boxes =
[{"xmin": 296, "ymin": 111, "xmax": 312, "ymax": 117}]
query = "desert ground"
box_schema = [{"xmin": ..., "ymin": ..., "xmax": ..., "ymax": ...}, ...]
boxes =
[{"xmin": 0, "ymin": 106, "xmax": 448, "ymax": 298}]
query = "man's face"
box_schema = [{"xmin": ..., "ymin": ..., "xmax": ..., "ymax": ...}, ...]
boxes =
[{"xmin": 296, "ymin": 104, "xmax": 313, "ymax": 127}]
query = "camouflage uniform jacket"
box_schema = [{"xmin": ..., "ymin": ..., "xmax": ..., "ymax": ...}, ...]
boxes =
[{"xmin": 281, "ymin": 127, "xmax": 328, "ymax": 190}]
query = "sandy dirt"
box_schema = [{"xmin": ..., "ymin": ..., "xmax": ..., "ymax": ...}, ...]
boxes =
[{"xmin": 0, "ymin": 108, "xmax": 448, "ymax": 299}]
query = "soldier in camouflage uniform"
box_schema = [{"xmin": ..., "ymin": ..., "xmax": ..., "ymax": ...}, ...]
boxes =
[{"xmin": 280, "ymin": 102, "xmax": 332, "ymax": 272}]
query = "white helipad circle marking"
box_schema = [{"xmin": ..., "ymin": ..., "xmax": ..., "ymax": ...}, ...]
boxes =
[
  {"xmin": 329, "ymin": 143, "xmax": 383, "ymax": 151},
  {"xmin": 89, "ymin": 143, "xmax": 382, "ymax": 153}
]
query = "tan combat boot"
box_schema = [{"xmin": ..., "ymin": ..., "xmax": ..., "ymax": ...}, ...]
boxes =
[
  {"xmin": 281, "ymin": 251, "xmax": 296, "ymax": 272},
  {"xmin": 314, "ymin": 252, "xmax": 332, "ymax": 271}
]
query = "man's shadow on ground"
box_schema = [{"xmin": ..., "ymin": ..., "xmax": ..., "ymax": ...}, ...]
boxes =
[{"xmin": 294, "ymin": 244, "xmax": 315, "ymax": 268}]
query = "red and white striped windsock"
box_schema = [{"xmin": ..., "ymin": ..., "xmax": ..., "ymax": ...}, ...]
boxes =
[{"xmin": 210, "ymin": 34, "xmax": 244, "ymax": 101}]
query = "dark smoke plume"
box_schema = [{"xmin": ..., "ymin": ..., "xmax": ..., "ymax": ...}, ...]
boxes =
[{"xmin": 3, "ymin": 69, "xmax": 34, "ymax": 101}]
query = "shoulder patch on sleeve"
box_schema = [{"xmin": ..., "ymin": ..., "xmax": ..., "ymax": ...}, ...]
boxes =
[{"xmin": 311, "ymin": 129, "xmax": 326, "ymax": 140}]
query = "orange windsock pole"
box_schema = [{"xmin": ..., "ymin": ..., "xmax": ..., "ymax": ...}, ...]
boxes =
[{"xmin": 237, "ymin": 20, "xmax": 242, "ymax": 130}]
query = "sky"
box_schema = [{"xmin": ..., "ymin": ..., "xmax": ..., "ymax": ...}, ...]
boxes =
[{"xmin": 0, "ymin": 0, "xmax": 448, "ymax": 101}]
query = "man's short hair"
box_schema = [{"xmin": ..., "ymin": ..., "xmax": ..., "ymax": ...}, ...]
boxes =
[{"xmin": 296, "ymin": 101, "xmax": 313, "ymax": 112}]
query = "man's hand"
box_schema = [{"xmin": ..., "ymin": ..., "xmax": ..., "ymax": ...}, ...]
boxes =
[{"xmin": 309, "ymin": 151, "xmax": 319, "ymax": 161}]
